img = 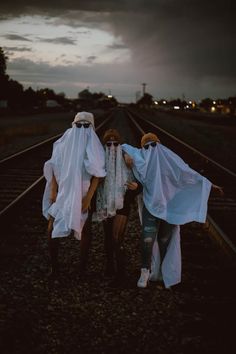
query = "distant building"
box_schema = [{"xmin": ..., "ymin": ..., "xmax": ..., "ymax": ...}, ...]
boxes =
[
  {"xmin": 0, "ymin": 100, "xmax": 8, "ymax": 108},
  {"xmin": 46, "ymin": 99, "xmax": 61, "ymax": 108}
]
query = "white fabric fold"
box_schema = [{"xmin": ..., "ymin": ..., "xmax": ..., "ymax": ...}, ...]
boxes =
[
  {"xmin": 123, "ymin": 142, "xmax": 212, "ymax": 288},
  {"xmin": 122, "ymin": 143, "xmax": 212, "ymax": 225},
  {"xmin": 150, "ymin": 227, "xmax": 181, "ymax": 288},
  {"xmin": 137, "ymin": 194, "xmax": 181, "ymax": 287},
  {"xmin": 95, "ymin": 145, "xmax": 134, "ymax": 221},
  {"xmin": 42, "ymin": 125, "xmax": 106, "ymax": 240}
]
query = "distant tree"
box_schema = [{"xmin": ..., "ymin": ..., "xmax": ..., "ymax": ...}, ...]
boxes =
[
  {"xmin": 137, "ymin": 93, "xmax": 154, "ymax": 106},
  {"xmin": 169, "ymin": 98, "xmax": 186, "ymax": 109},
  {"xmin": 200, "ymin": 98, "xmax": 213, "ymax": 110},
  {"xmin": 0, "ymin": 75, "xmax": 9, "ymax": 99},
  {"xmin": 92, "ymin": 92, "xmax": 106, "ymax": 100},
  {"xmin": 0, "ymin": 47, "xmax": 8, "ymax": 77},
  {"xmin": 56, "ymin": 92, "xmax": 67, "ymax": 105},
  {"xmin": 6, "ymin": 79, "xmax": 24, "ymax": 109},
  {"xmin": 78, "ymin": 88, "xmax": 93, "ymax": 100},
  {"xmin": 23, "ymin": 87, "xmax": 38, "ymax": 108},
  {"xmin": 37, "ymin": 88, "xmax": 56, "ymax": 100}
]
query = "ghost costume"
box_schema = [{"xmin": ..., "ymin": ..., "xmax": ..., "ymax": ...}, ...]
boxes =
[
  {"xmin": 42, "ymin": 121, "xmax": 106, "ymax": 240},
  {"xmin": 95, "ymin": 144, "xmax": 135, "ymax": 221},
  {"xmin": 122, "ymin": 142, "xmax": 212, "ymax": 287}
]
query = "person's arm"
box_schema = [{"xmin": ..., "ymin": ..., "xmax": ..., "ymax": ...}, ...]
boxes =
[
  {"xmin": 50, "ymin": 173, "xmax": 58, "ymax": 203},
  {"xmin": 126, "ymin": 180, "xmax": 143, "ymax": 194},
  {"xmin": 125, "ymin": 181, "xmax": 138, "ymax": 190},
  {"xmin": 82, "ymin": 176, "xmax": 100, "ymax": 212},
  {"xmin": 123, "ymin": 152, "xmax": 134, "ymax": 168},
  {"xmin": 211, "ymin": 184, "xmax": 224, "ymax": 196}
]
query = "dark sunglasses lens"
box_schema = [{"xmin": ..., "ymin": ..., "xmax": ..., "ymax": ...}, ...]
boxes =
[
  {"xmin": 113, "ymin": 142, "xmax": 119, "ymax": 147},
  {"xmin": 151, "ymin": 142, "xmax": 157, "ymax": 147},
  {"xmin": 144, "ymin": 144, "xmax": 149, "ymax": 149},
  {"xmin": 106, "ymin": 142, "xmax": 112, "ymax": 147},
  {"xmin": 76, "ymin": 122, "xmax": 90, "ymax": 128}
]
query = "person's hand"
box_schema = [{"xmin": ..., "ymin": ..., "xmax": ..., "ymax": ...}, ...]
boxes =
[
  {"xmin": 124, "ymin": 153, "xmax": 133, "ymax": 168},
  {"xmin": 50, "ymin": 192, "xmax": 57, "ymax": 204},
  {"xmin": 212, "ymin": 184, "xmax": 224, "ymax": 196},
  {"xmin": 82, "ymin": 195, "xmax": 91, "ymax": 212},
  {"xmin": 47, "ymin": 216, "xmax": 54, "ymax": 236},
  {"xmin": 126, "ymin": 182, "xmax": 138, "ymax": 190}
]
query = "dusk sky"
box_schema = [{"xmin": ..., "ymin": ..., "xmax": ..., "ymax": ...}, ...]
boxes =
[{"xmin": 0, "ymin": 1, "xmax": 235, "ymax": 102}]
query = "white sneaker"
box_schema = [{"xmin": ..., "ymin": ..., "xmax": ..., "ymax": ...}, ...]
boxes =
[{"xmin": 137, "ymin": 268, "xmax": 150, "ymax": 288}]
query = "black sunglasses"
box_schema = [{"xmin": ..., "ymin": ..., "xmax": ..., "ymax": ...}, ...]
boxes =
[
  {"xmin": 75, "ymin": 122, "xmax": 91, "ymax": 128},
  {"xmin": 106, "ymin": 141, "xmax": 119, "ymax": 147},
  {"xmin": 143, "ymin": 141, "xmax": 157, "ymax": 150}
]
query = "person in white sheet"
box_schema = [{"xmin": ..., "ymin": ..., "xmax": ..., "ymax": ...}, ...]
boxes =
[
  {"xmin": 122, "ymin": 132, "xmax": 223, "ymax": 288},
  {"xmin": 42, "ymin": 112, "xmax": 106, "ymax": 275},
  {"xmin": 94, "ymin": 129, "xmax": 142, "ymax": 283}
]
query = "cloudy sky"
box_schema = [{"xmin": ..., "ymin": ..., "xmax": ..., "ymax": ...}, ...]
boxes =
[{"xmin": 0, "ymin": 1, "xmax": 235, "ymax": 102}]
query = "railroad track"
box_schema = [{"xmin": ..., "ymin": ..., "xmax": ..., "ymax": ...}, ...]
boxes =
[
  {"xmin": 0, "ymin": 112, "xmax": 113, "ymax": 220},
  {"xmin": 0, "ymin": 108, "xmax": 235, "ymax": 354},
  {"xmin": 126, "ymin": 108, "xmax": 236, "ymax": 258},
  {"xmin": 1, "ymin": 107, "xmax": 235, "ymax": 259}
]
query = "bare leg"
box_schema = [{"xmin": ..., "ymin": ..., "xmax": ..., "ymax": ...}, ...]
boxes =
[
  {"xmin": 47, "ymin": 216, "xmax": 59, "ymax": 275},
  {"xmin": 112, "ymin": 214, "xmax": 128, "ymax": 279},
  {"xmin": 79, "ymin": 212, "xmax": 93, "ymax": 273},
  {"xmin": 103, "ymin": 218, "xmax": 115, "ymax": 276}
]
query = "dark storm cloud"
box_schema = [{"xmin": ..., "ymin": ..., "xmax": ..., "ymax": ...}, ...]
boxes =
[
  {"xmin": 1, "ymin": 1, "xmax": 235, "ymax": 97},
  {"xmin": 38, "ymin": 36, "xmax": 77, "ymax": 45},
  {"xmin": 86, "ymin": 55, "xmax": 97, "ymax": 63},
  {"xmin": 2, "ymin": 34, "xmax": 32, "ymax": 41},
  {"xmin": 8, "ymin": 57, "xmax": 235, "ymax": 101},
  {"xmin": 3, "ymin": 46, "xmax": 32, "ymax": 52},
  {"xmin": 108, "ymin": 43, "xmax": 128, "ymax": 50},
  {"xmin": 7, "ymin": 57, "xmax": 137, "ymax": 93}
]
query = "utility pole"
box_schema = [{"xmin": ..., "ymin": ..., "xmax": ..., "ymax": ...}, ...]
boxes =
[{"xmin": 142, "ymin": 83, "xmax": 147, "ymax": 96}]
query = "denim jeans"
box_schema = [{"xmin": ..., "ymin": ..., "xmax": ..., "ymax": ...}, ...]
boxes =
[{"xmin": 141, "ymin": 205, "xmax": 175, "ymax": 269}]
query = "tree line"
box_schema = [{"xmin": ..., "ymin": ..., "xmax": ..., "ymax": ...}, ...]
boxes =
[{"xmin": 0, "ymin": 47, "xmax": 118, "ymax": 113}]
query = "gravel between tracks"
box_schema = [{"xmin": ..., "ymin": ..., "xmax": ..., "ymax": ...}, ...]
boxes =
[{"xmin": 0, "ymin": 185, "xmax": 235, "ymax": 354}]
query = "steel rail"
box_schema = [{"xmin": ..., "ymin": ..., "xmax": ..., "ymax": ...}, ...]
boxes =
[
  {"xmin": 0, "ymin": 133, "xmax": 63, "ymax": 165},
  {"xmin": 126, "ymin": 110, "xmax": 236, "ymax": 258},
  {"xmin": 0, "ymin": 114, "xmax": 112, "ymax": 218}
]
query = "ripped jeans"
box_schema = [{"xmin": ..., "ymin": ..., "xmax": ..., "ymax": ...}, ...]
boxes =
[{"xmin": 141, "ymin": 205, "xmax": 174, "ymax": 269}]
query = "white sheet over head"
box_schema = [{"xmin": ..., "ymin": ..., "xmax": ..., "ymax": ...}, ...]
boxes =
[
  {"xmin": 122, "ymin": 142, "xmax": 212, "ymax": 225},
  {"xmin": 42, "ymin": 124, "xmax": 106, "ymax": 239},
  {"xmin": 95, "ymin": 144, "xmax": 134, "ymax": 221},
  {"xmin": 72, "ymin": 111, "xmax": 95, "ymax": 128}
]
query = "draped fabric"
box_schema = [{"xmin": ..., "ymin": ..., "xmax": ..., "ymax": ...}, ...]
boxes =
[
  {"xmin": 42, "ymin": 125, "xmax": 106, "ymax": 240},
  {"xmin": 122, "ymin": 143, "xmax": 212, "ymax": 225},
  {"xmin": 123, "ymin": 142, "xmax": 212, "ymax": 288},
  {"xmin": 95, "ymin": 144, "xmax": 134, "ymax": 221},
  {"xmin": 137, "ymin": 194, "xmax": 181, "ymax": 287},
  {"xmin": 151, "ymin": 227, "xmax": 181, "ymax": 288}
]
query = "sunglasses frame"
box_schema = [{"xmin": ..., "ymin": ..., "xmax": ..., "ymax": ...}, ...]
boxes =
[
  {"xmin": 143, "ymin": 141, "xmax": 157, "ymax": 150},
  {"xmin": 106, "ymin": 141, "xmax": 119, "ymax": 147},
  {"xmin": 75, "ymin": 122, "xmax": 91, "ymax": 128}
]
